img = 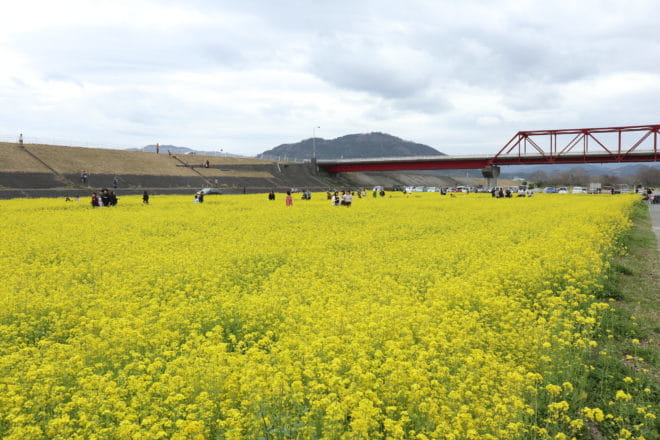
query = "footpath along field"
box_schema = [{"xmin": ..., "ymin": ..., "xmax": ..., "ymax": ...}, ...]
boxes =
[{"xmin": 0, "ymin": 193, "xmax": 656, "ymax": 440}]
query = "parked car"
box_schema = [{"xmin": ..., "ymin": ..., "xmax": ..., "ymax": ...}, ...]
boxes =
[
  {"xmin": 572, "ymin": 186, "xmax": 586, "ymax": 194},
  {"xmin": 198, "ymin": 187, "xmax": 223, "ymax": 195},
  {"xmin": 557, "ymin": 187, "xmax": 568, "ymax": 194},
  {"xmin": 544, "ymin": 187, "xmax": 556, "ymax": 193}
]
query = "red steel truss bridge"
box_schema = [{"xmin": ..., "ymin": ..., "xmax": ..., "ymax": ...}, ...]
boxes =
[{"xmin": 317, "ymin": 124, "xmax": 660, "ymax": 173}]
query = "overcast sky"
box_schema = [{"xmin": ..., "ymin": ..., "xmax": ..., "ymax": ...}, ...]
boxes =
[{"xmin": 0, "ymin": 0, "xmax": 658, "ymax": 156}]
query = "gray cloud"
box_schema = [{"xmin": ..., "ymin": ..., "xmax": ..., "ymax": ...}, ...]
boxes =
[
  {"xmin": 0, "ymin": 0, "xmax": 659, "ymax": 155},
  {"xmin": 308, "ymin": 34, "xmax": 435, "ymax": 99}
]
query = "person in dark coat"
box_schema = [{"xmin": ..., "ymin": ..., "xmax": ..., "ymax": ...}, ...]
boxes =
[
  {"xmin": 91, "ymin": 192, "xmax": 99, "ymax": 207},
  {"xmin": 109, "ymin": 191, "xmax": 118, "ymax": 206},
  {"xmin": 100, "ymin": 188, "xmax": 111, "ymax": 206},
  {"xmin": 143, "ymin": 190, "xmax": 149, "ymax": 204}
]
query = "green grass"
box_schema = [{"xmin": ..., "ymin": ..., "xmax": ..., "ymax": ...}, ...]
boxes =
[{"xmin": 584, "ymin": 201, "xmax": 659, "ymax": 439}]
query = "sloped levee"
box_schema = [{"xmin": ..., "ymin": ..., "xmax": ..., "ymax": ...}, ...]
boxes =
[
  {"xmin": 0, "ymin": 163, "xmax": 357, "ymax": 199},
  {"xmin": 0, "ymin": 172, "xmax": 67, "ymax": 188},
  {"xmin": 61, "ymin": 174, "xmax": 210, "ymax": 189},
  {"xmin": 341, "ymin": 172, "xmax": 464, "ymax": 188},
  {"xmin": 0, "ymin": 141, "xmax": 388, "ymax": 198}
]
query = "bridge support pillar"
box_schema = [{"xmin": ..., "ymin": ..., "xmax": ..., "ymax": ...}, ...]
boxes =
[{"xmin": 482, "ymin": 165, "xmax": 500, "ymax": 189}]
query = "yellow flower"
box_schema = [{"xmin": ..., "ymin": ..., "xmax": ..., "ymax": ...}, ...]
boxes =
[
  {"xmin": 619, "ymin": 427, "xmax": 632, "ymax": 439},
  {"xmin": 0, "ymin": 193, "xmax": 640, "ymax": 439},
  {"xmin": 616, "ymin": 390, "xmax": 633, "ymax": 401},
  {"xmin": 546, "ymin": 384, "xmax": 563, "ymax": 396}
]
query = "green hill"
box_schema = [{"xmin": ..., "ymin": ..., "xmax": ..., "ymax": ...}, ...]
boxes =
[{"xmin": 259, "ymin": 132, "xmax": 444, "ymax": 160}]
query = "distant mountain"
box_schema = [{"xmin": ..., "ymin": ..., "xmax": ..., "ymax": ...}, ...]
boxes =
[
  {"xmin": 129, "ymin": 145, "xmax": 241, "ymax": 157},
  {"xmin": 258, "ymin": 133, "xmax": 445, "ymax": 160}
]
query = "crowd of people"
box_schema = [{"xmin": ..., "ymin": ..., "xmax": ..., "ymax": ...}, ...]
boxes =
[
  {"xmin": 90, "ymin": 188, "xmax": 118, "ymax": 207},
  {"xmin": 328, "ymin": 191, "xmax": 357, "ymax": 206},
  {"xmin": 78, "ymin": 183, "xmax": 647, "ymax": 210},
  {"xmin": 490, "ymin": 187, "xmax": 533, "ymax": 198}
]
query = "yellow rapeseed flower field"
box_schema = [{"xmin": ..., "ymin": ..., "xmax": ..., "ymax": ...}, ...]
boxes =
[{"xmin": 0, "ymin": 193, "xmax": 651, "ymax": 439}]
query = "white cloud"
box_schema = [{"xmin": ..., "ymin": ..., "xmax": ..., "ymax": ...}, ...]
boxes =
[{"xmin": 0, "ymin": 0, "xmax": 658, "ymax": 155}]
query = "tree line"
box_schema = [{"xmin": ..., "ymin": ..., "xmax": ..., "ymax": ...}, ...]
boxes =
[{"xmin": 528, "ymin": 165, "xmax": 660, "ymax": 187}]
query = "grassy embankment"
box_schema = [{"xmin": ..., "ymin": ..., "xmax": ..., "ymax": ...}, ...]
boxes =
[
  {"xmin": 0, "ymin": 142, "xmax": 275, "ymax": 180},
  {"xmin": 586, "ymin": 201, "xmax": 659, "ymax": 439}
]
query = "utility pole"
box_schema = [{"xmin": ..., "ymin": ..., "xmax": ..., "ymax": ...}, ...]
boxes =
[
  {"xmin": 312, "ymin": 126, "xmax": 320, "ymax": 174},
  {"xmin": 312, "ymin": 126, "xmax": 320, "ymax": 160}
]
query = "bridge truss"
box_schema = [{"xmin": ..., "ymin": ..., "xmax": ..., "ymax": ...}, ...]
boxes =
[
  {"xmin": 493, "ymin": 124, "xmax": 659, "ymax": 165},
  {"xmin": 318, "ymin": 124, "xmax": 660, "ymax": 173}
]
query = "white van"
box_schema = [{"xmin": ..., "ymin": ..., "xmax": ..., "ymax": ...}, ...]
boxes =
[{"xmin": 572, "ymin": 186, "xmax": 586, "ymax": 194}]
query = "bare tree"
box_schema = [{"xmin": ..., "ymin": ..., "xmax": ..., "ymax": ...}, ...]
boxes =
[
  {"xmin": 635, "ymin": 166, "xmax": 660, "ymax": 186},
  {"xmin": 597, "ymin": 174, "xmax": 623, "ymax": 186},
  {"xmin": 529, "ymin": 170, "xmax": 548, "ymax": 186}
]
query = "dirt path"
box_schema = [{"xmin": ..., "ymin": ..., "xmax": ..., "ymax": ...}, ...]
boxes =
[{"xmin": 650, "ymin": 201, "xmax": 660, "ymax": 251}]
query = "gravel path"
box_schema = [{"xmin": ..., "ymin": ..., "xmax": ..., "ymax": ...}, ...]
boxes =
[{"xmin": 649, "ymin": 200, "xmax": 660, "ymax": 251}]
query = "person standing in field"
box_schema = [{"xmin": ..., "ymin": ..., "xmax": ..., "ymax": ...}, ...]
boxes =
[
  {"xmin": 91, "ymin": 192, "xmax": 99, "ymax": 208},
  {"xmin": 100, "ymin": 188, "xmax": 111, "ymax": 206},
  {"xmin": 142, "ymin": 190, "xmax": 149, "ymax": 204},
  {"xmin": 342, "ymin": 191, "xmax": 353, "ymax": 207},
  {"xmin": 285, "ymin": 191, "xmax": 293, "ymax": 207},
  {"xmin": 333, "ymin": 192, "xmax": 341, "ymax": 206},
  {"xmin": 156, "ymin": 143, "xmax": 160, "ymax": 154}
]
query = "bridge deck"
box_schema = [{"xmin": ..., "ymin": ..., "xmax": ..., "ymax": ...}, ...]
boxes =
[{"xmin": 319, "ymin": 151, "xmax": 659, "ymax": 173}]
